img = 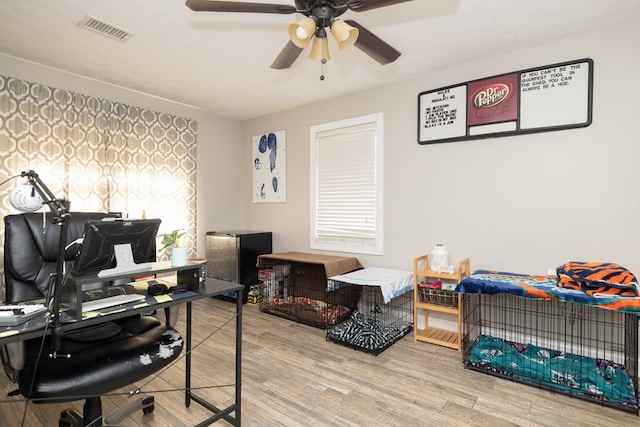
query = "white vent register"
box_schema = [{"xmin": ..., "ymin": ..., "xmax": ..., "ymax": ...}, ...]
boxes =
[{"xmin": 78, "ymin": 15, "xmax": 133, "ymax": 42}]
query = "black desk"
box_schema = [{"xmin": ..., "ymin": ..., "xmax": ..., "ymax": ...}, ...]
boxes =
[{"xmin": 0, "ymin": 276, "xmax": 243, "ymax": 426}]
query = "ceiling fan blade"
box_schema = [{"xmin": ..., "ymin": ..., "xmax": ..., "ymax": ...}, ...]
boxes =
[
  {"xmin": 348, "ymin": 0, "xmax": 413, "ymax": 12},
  {"xmin": 271, "ymin": 41, "xmax": 304, "ymax": 69},
  {"xmin": 185, "ymin": 0, "xmax": 297, "ymax": 14},
  {"xmin": 345, "ymin": 20, "xmax": 400, "ymax": 65}
]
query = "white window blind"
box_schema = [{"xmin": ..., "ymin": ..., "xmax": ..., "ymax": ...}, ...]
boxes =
[{"xmin": 310, "ymin": 113, "xmax": 384, "ymax": 255}]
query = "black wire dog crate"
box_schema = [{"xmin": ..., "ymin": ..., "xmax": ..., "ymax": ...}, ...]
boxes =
[
  {"xmin": 258, "ymin": 259, "xmax": 360, "ymax": 329},
  {"xmin": 326, "ymin": 284, "xmax": 413, "ymax": 356},
  {"xmin": 462, "ymin": 292, "xmax": 639, "ymax": 413}
]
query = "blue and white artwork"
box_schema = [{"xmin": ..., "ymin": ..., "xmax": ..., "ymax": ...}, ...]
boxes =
[{"xmin": 253, "ymin": 130, "xmax": 286, "ymax": 203}]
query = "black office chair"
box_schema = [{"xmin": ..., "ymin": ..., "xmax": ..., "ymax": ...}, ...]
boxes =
[{"xmin": 2, "ymin": 212, "xmax": 183, "ymax": 427}]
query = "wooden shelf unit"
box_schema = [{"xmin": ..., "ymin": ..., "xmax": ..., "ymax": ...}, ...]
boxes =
[{"xmin": 413, "ymin": 255, "xmax": 470, "ymax": 351}]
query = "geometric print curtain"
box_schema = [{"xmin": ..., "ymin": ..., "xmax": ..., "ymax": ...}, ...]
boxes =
[{"xmin": 0, "ymin": 75, "xmax": 197, "ymax": 300}]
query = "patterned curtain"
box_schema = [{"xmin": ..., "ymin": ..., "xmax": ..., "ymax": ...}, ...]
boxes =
[{"xmin": 0, "ymin": 75, "xmax": 197, "ymax": 300}]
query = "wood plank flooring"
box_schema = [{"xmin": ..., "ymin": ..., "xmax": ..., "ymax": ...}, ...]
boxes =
[{"xmin": 1, "ymin": 297, "xmax": 638, "ymax": 426}]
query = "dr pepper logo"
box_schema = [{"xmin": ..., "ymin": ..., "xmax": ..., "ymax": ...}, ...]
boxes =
[{"xmin": 470, "ymin": 82, "xmax": 513, "ymax": 118}]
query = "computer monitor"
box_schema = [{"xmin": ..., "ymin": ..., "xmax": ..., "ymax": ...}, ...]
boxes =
[{"xmin": 70, "ymin": 218, "xmax": 161, "ymax": 278}]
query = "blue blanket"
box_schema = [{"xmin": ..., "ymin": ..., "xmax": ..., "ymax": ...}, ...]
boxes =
[{"xmin": 457, "ymin": 270, "xmax": 640, "ymax": 315}]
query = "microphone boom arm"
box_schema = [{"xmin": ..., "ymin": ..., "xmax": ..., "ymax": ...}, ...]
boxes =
[
  {"xmin": 21, "ymin": 170, "xmax": 70, "ymax": 221},
  {"xmin": 19, "ymin": 170, "xmax": 70, "ymax": 352}
]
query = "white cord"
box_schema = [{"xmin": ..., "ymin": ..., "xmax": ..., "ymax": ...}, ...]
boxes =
[{"xmin": 64, "ymin": 238, "xmax": 83, "ymax": 251}]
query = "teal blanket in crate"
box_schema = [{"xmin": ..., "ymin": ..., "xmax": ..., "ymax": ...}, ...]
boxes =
[{"xmin": 469, "ymin": 335, "xmax": 637, "ymax": 408}]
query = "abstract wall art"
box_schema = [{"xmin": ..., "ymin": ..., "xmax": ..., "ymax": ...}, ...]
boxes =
[{"xmin": 252, "ymin": 130, "xmax": 286, "ymax": 203}]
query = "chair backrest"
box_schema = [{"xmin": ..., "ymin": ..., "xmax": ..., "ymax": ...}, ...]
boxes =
[{"xmin": 3, "ymin": 212, "xmax": 117, "ymax": 303}]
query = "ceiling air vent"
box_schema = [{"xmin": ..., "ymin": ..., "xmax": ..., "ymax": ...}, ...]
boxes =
[{"xmin": 78, "ymin": 15, "xmax": 133, "ymax": 42}]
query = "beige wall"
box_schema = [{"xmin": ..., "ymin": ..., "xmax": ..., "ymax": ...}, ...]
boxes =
[
  {"xmin": 2, "ymin": 18, "xmax": 638, "ymax": 275},
  {"xmin": 241, "ymin": 19, "xmax": 640, "ymax": 275},
  {"xmin": 0, "ymin": 54, "xmax": 244, "ymax": 259}
]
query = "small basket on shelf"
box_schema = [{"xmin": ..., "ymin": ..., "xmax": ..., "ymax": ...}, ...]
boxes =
[{"xmin": 418, "ymin": 282, "xmax": 459, "ymax": 308}]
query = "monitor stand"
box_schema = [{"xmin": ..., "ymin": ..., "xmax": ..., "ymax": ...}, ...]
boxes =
[{"xmin": 97, "ymin": 243, "xmax": 152, "ymax": 278}]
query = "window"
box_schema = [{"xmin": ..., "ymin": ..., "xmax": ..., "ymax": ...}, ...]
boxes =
[{"xmin": 310, "ymin": 113, "xmax": 384, "ymax": 255}]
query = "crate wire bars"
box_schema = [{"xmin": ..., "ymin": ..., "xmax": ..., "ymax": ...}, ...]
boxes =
[
  {"xmin": 258, "ymin": 261, "xmax": 359, "ymax": 329},
  {"xmin": 327, "ymin": 285, "xmax": 413, "ymax": 355},
  {"xmin": 462, "ymin": 293, "xmax": 639, "ymax": 413}
]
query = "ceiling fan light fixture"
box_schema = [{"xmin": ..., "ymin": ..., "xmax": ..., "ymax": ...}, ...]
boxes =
[
  {"xmin": 288, "ymin": 17, "xmax": 317, "ymax": 49},
  {"xmin": 309, "ymin": 36, "xmax": 330, "ymax": 62},
  {"xmin": 330, "ymin": 19, "xmax": 359, "ymax": 51},
  {"xmin": 185, "ymin": 0, "xmax": 405, "ymax": 70}
]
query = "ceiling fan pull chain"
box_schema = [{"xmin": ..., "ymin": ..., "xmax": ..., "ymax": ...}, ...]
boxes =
[{"xmin": 320, "ymin": 58, "xmax": 327, "ymax": 81}]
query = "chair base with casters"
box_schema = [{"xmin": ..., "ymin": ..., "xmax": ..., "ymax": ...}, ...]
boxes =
[
  {"xmin": 59, "ymin": 395, "xmax": 154, "ymax": 427},
  {"xmin": 15, "ymin": 316, "xmax": 183, "ymax": 427}
]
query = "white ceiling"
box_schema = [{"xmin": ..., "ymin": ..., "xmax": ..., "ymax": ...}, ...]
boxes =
[{"xmin": 1, "ymin": 0, "xmax": 639, "ymax": 121}]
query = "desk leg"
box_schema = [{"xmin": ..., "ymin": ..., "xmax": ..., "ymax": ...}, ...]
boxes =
[
  {"xmin": 185, "ymin": 301, "xmax": 192, "ymax": 407},
  {"xmin": 188, "ymin": 292, "xmax": 243, "ymax": 426},
  {"xmin": 235, "ymin": 290, "xmax": 242, "ymax": 426}
]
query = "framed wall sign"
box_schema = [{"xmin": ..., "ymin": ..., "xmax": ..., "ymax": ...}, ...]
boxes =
[{"xmin": 417, "ymin": 58, "xmax": 593, "ymax": 144}]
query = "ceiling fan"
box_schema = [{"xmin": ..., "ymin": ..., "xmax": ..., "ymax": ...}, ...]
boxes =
[{"xmin": 185, "ymin": 0, "xmax": 413, "ymax": 69}]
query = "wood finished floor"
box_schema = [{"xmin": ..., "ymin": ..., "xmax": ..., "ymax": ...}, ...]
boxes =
[{"xmin": 1, "ymin": 296, "xmax": 638, "ymax": 426}]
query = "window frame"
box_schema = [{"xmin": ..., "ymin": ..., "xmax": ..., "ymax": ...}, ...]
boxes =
[{"xmin": 309, "ymin": 112, "xmax": 384, "ymax": 255}]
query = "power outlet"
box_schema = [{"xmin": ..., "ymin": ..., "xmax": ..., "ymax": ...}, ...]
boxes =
[{"xmin": 547, "ymin": 269, "xmax": 556, "ymax": 276}]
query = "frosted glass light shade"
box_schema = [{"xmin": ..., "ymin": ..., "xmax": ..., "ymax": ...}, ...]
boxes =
[
  {"xmin": 330, "ymin": 20, "xmax": 358, "ymax": 51},
  {"xmin": 288, "ymin": 17, "xmax": 316, "ymax": 48},
  {"xmin": 309, "ymin": 36, "xmax": 330, "ymax": 61}
]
